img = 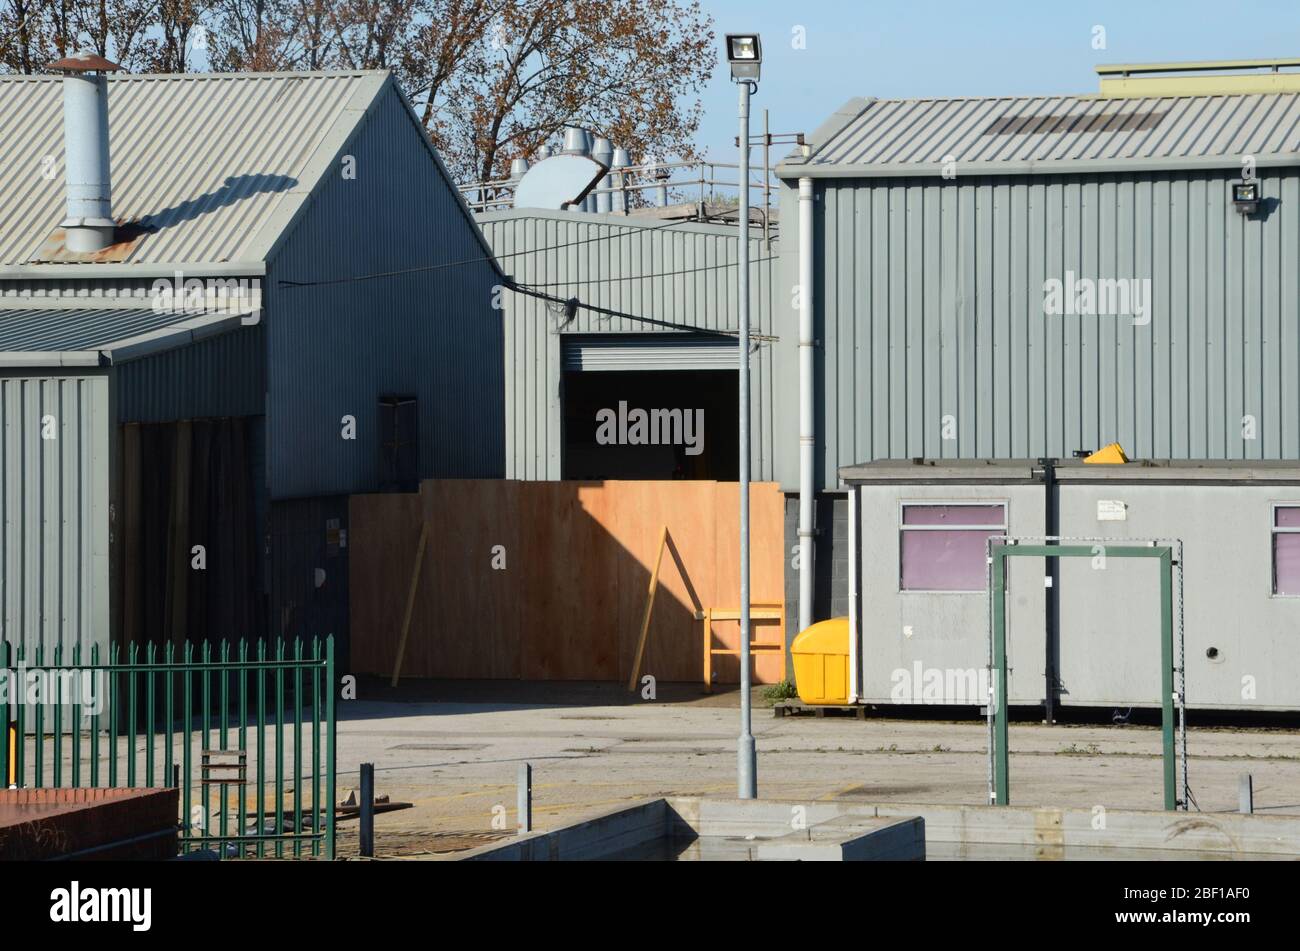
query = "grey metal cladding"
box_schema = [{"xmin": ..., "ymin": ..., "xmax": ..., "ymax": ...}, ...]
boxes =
[
  {"xmin": 115, "ymin": 324, "xmax": 265, "ymax": 423},
  {"xmin": 808, "ymin": 168, "xmax": 1300, "ymax": 490},
  {"xmin": 0, "ymin": 373, "xmax": 110, "ymax": 655},
  {"xmin": 265, "ymin": 81, "xmax": 504, "ymax": 500},
  {"xmin": 478, "ymin": 210, "xmax": 779, "ymax": 481}
]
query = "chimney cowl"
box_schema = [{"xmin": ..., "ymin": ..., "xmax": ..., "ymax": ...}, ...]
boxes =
[{"xmin": 49, "ymin": 51, "xmax": 123, "ymax": 73}]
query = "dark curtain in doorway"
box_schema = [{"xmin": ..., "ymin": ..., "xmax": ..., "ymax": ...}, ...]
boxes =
[{"xmin": 121, "ymin": 418, "xmax": 263, "ymax": 648}]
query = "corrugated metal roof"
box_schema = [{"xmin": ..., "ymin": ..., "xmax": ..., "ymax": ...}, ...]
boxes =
[
  {"xmin": 0, "ymin": 304, "xmax": 255, "ymax": 362},
  {"xmin": 781, "ymin": 93, "xmax": 1300, "ymax": 177},
  {"xmin": 0, "ymin": 71, "xmax": 388, "ymax": 267}
]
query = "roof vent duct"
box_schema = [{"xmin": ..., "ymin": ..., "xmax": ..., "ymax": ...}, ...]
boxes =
[
  {"xmin": 590, "ymin": 137, "xmax": 613, "ymax": 213},
  {"xmin": 561, "ymin": 126, "xmax": 589, "ymax": 156},
  {"xmin": 610, "ymin": 146, "xmax": 630, "ymax": 213},
  {"xmin": 49, "ymin": 51, "xmax": 122, "ymax": 253}
]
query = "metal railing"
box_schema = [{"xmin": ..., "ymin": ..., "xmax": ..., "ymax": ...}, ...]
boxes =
[
  {"xmin": 462, "ymin": 158, "xmax": 776, "ymax": 212},
  {"xmin": 0, "ymin": 636, "xmax": 337, "ymax": 860},
  {"xmin": 461, "ymin": 116, "xmax": 802, "ymax": 248}
]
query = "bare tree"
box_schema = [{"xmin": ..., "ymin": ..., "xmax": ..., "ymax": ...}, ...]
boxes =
[{"xmin": 1, "ymin": 0, "xmax": 716, "ymax": 183}]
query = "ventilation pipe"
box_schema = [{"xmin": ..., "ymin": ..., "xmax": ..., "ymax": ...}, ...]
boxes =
[
  {"xmin": 611, "ymin": 147, "xmax": 630, "ymax": 213},
  {"xmin": 535, "ymin": 144, "xmax": 553, "ymax": 161},
  {"xmin": 561, "ymin": 127, "xmax": 592, "ymax": 211},
  {"xmin": 798, "ymin": 177, "xmax": 816, "ymax": 635},
  {"xmin": 509, "ymin": 158, "xmax": 529, "ymax": 180},
  {"xmin": 590, "ymin": 136, "xmax": 613, "ymax": 213},
  {"xmin": 51, "ymin": 51, "xmax": 122, "ymax": 253},
  {"xmin": 653, "ymin": 161, "xmax": 669, "ymax": 207}
]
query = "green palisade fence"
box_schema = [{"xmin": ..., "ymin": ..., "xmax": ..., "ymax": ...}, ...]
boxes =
[{"xmin": 0, "ymin": 636, "xmax": 336, "ymax": 860}]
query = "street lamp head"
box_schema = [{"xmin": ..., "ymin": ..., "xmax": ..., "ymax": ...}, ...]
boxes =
[{"xmin": 725, "ymin": 33, "xmax": 761, "ymax": 82}]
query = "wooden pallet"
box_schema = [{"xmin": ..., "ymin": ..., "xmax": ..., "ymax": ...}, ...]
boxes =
[{"xmin": 773, "ymin": 702, "xmax": 867, "ymax": 719}]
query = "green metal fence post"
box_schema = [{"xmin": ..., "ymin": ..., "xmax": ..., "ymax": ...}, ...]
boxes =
[
  {"xmin": 312, "ymin": 637, "xmax": 321, "ymax": 858},
  {"xmin": 182, "ymin": 640, "xmax": 193, "ymax": 853},
  {"xmin": 71, "ymin": 643, "xmax": 81, "ymax": 788},
  {"xmin": 127, "ymin": 642, "xmax": 138, "ymax": 787},
  {"xmin": 992, "ymin": 547, "xmax": 1010, "ymax": 806},
  {"xmin": 53, "ymin": 643, "xmax": 62, "ymax": 789},
  {"xmin": 238, "ymin": 639, "xmax": 248, "ymax": 859},
  {"xmin": 275, "ymin": 638, "xmax": 285, "ymax": 859},
  {"xmin": 326, "ymin": 635, "xmax": 336, "ymax": 861},
  {"xmin": 1160, "ymin": 549, "xmax": 1177, "ymax": 811},
  {"xmin": 145, "ymin": 642, "xmax": 156, "ymax": 787},
  {"xmin": 256, "ymin": 638, "xmax": 266, "ymax": 859},
  {"xmin": 14, "ymin": 644, "xmax": 26, "ymax": 788},
  {"xmin": 164, "ymin": 641, "xmax": 174, "ymax": 795},
  {"xmin": 293, "ymin": 638, "xmax": 303, "ymax": 858},
  {"xmin": 90, "ymin": 644, "xmax": 100, "ymax": 788},
  {"xmin": 34, "ymin": 644, "xmax": 44, "ymax": 788},
  {"xmin": 201, "ymin": 639, "xmax": 211, "ymax": 852},
  {"xmin": 220, "ymin": 639, "xmax": 230, "ymax": 847}
]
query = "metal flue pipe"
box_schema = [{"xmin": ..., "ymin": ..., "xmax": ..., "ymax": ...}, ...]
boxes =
[
  {"xmin": 611, "ymin": 147, "xmax": 631, "ymax": 213},
  {"xmin": 51, "ymin": 51, "xmax": 122, "ymax": 253},
  {"xmin": 591, "ymin": 137, "xmax": 613, "ymax": 213}
]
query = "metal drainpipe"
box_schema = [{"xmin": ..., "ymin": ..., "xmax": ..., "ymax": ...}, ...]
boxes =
[
  {"xmin": 798, "ymin": 177, "xmax": 816, "ymax": 636},
  {"xmin": 1039, "ymin": 457, "xmax": 1059, "ymax": 724},
  {"xmin": 847, "ymin": 484, "xmax": 859, "ymax": 703}
]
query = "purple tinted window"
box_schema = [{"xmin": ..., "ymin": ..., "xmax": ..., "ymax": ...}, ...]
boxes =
[
  {"xmin": 900, "ymin": 503, "xmax": 1005, "ymax": 591},
  {"xmin": 1276, "ymin": 506, "xmax": 1300, "ymax": 529},
  {"xmin": 902, "ymin": 504, "xmax": 1004, "ymax": 526},
  {"xmin": 1275, "ymin": 533, "xmax": 1300, "ymax": 595}
]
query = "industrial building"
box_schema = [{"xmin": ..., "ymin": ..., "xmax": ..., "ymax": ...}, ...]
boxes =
[
  {"xmin": 479, "ymin": 59, "xmax": 1300, "ymax": 708},
  {"xmin": 784, "ymin": 59, "xmax": 1300, "ymax": 712},
  {"xmin": 0, "ymin": 61, "xmax": 503, "ymax": 664}
]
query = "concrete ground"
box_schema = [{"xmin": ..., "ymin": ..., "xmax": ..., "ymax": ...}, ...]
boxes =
[{"xmin": 333, "ymin": 680, "xmax": 1300, "ymax": 859}]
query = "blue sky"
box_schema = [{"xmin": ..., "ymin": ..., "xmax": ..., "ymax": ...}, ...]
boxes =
[{"xmin": 694, "ymin": 0, "xmax": 1300, "ymax": 160}]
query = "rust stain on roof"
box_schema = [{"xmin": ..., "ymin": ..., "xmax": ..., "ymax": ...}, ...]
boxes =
[{"xmin": 28, "ymin": 219, "xmax": 155, "ymax": 264}]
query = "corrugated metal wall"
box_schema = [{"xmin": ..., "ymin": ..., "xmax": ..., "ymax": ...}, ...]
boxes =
[
  {"xmin": 782, "ymin": 168, "xmax": 1300, "ymax": 490},
  {"xmin": 266, "ymin": 83, "xmax": 504, "ymax": 500},
  {"xmin": 115, "ymin": 325, "xmax": 265, "ymax": 423},
  {"xmin": 0, "ymin": 373, "xmax": 110, "ymax": 655},
  {"xmin": 478, "ymin": 211, "xmax": 780, "ymax": 481}
]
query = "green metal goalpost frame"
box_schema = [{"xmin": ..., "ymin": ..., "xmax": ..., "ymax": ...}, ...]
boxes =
[{"xmin": 989, "ymin": 541, "xmax": 1178, "ymax": 811}]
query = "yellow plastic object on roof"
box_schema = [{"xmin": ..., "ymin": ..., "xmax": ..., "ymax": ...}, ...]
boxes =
[
  {"xmin": 1084, "ymin": 442, "xmax": 1128, "ymax": 464},
  {"xmin": 790, "ymin": 617, "xmax": 851, "ymax": 705}
]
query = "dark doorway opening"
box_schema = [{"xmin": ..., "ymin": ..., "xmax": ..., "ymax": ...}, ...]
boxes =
[{"xmin": 562, "ymin": 369, "xmax": 739, "ymax": 480}]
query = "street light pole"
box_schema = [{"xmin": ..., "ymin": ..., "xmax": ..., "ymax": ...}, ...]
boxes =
[{"xmin": 736, "ymin": 75, "xmax": 757, "ymax": 800}]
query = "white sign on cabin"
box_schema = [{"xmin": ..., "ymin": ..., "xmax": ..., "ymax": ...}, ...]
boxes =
[{"xmin": 1097, "ymin": 499, "xmax": 1127, "ymax": 521}]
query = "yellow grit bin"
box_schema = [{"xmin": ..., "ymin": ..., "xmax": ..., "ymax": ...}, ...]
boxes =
[{"xmin": 790, "ymin": 617, "xmax": 851, "ymax": 705}]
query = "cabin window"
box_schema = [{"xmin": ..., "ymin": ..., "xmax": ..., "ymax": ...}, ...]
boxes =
[
  {"xmin": 900, "ymin": 503, "xmax": 1006, "ymax": 592},
  {"xmin": 1272, "ymin": 505, "xmax": 1300, "ymax": 596}
]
